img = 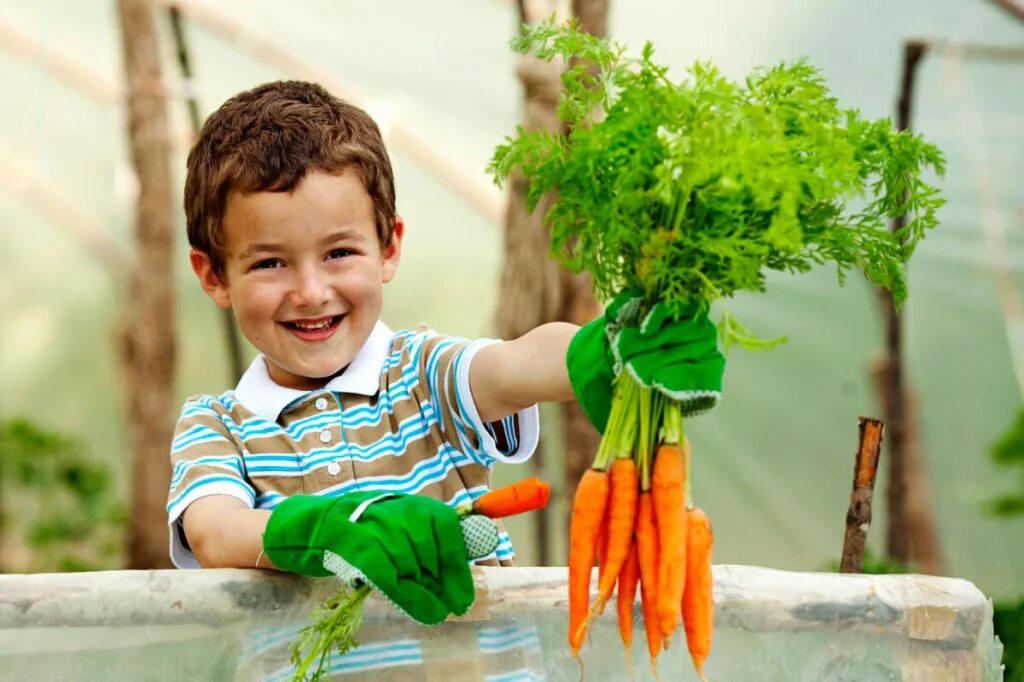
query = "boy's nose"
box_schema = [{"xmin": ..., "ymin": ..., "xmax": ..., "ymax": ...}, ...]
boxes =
[{"xmin": 289, "ymin": 268, "xmax": 331, "ymax": 308}]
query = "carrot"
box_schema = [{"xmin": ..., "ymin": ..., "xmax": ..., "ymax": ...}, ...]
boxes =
[
  {"xmin": 652, "ymin": 441, "xmax": 688, "ymax": 644},
  {"xmin": 568, "ymin": 468, "xmax": 611, "ymax": 656},
  {"xmin": 473, "ymin": 476, "xmax": 551, "ymax": 518},
  {"xmin": 682, "ymin": 507, "xmax": 714, "ymax": 682},
  {"xmin": 591, "ymin": 457, "xmax": 639, "ymax": 613},
  {"xmin": 635, "ymin": 491, "xmax": 662, "ymax": 668},
  {"xmin": 617, "ymin": 538, "xmax": 640, "ymax": 678}
]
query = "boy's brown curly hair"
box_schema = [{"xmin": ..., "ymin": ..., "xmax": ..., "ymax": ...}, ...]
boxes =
[{"xmin": 185, "ymin": 80, "xmax": 396, "ymax": 277}]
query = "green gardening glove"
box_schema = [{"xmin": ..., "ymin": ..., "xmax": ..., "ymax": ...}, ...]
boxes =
[
  {"xmin": 567, "ymin": 291, "xmax": 726, "ymax": 433},
  {"xmin": 263, "ymin": 492, "xmax": 484, "ymax": 625}
]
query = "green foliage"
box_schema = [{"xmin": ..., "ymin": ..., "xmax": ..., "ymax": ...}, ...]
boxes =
[
  {"xmin": 821, "ymin": 547, "xmax": 912, "ymax": 575},
  {"xmin": 0, "ymin": 417, "xmax": 124, "ymax": 572},
  {"xmin": 987, "ymin": 406, "xmax": 1024, "ymax": 516},
  {"xmin": 996, "ymin": 598, "xmax": 1024, "ymax": 682},
  {"xmin": 489, "ymin": 20, "xmax": 945, "ymax": 347},
  {"xmin": 290, "ymin": 585, "xmax": 369, "ymax": 681}
]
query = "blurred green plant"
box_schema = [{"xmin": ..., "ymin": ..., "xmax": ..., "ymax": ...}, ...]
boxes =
[
  {"xmin": 987, "ymin": 406, "xmax": 1024, "ymax": 516},
  {"xmin": 995, "ymin": 599, "xmax": 1024, "ymax": 682},
  {"xmin": 0, "ymin": 417, "xmax": 124, "ymax": 572},
  {"xmin": 821, "ymin": 547, "xmax": 912, "ymax": 575},
  {"xmin": 985, "ymin": 406, "xmax": 1024, "ymax": 679}
]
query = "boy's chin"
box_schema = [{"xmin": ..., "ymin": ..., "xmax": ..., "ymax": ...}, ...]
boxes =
[{"xmin": 267, "ymin": 359, "xmax": 349, "ymax": 389}]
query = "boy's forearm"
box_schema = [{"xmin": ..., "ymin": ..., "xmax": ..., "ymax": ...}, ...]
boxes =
[
  {"xmin": 186, "ymin": 506, "xmax": 279, "ymax": 570},
  {"xmin": 472, "ymin": 322, "xmax": 579, "ymax": 422}
]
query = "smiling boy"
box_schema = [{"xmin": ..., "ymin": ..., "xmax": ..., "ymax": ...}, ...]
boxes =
[{"xmin": 169, "ymin": 81, "xmax": 579, "ymax": 609}]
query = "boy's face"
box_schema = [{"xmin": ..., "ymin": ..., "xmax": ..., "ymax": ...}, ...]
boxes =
[{"xmin": 191, "ymin": 169, "xmax": 403, "ymax": 389}]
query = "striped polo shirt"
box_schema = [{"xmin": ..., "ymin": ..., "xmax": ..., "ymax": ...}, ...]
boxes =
[{"xmin": 166, "ymin": 321, "xmax": 539, "ymax": 569}]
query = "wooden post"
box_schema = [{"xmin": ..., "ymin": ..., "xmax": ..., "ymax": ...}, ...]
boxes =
[
  {"xmin": 116, "ymin": 0, "xmax": 177, "ymax": 569},
  {"xmin": 875, "ymin": 41, "xmax": 944, "ymax": 574},
  {"xmin": 166, "ymin": 6, "xmax": 246, "ymax": 385},
  {"xmin": 840, "ymin": 418, "xmax": 884, "ymax": 573}
]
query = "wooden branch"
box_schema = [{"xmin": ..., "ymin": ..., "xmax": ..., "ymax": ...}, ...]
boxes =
[
  {"xmin": 0, "ymin": 152, "xmax": 131, "ymax": 275},
  {"xmin": 840, "ymin": 418, "xmax": 884, "ymax": 573},
  {"xmin": 0, "ymin": 18, "xmax": 118, "ymax": 106},
  {"xmin": 988, "ymin": 0, "xmax": 1024, "ymax": 23},
  {"xmin": 155, "ymin": 0, "xmax": 504, "ymax": 226}
]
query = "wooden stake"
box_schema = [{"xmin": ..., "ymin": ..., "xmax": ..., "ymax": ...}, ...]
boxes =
[
  {"xmin": 117, "ymin": 0, "xmax": 177, "ymax": 569},
  {"xmin": 840, "ymin": 418, "xmax": 884, "ymax": 573}
]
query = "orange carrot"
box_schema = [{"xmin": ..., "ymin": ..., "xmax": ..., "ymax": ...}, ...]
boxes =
[
  {"xmin": 597, "ymin": 510, "xmax": 609, "ymax": 587},
  {"xmin": 652, "ymin": 441, "xmax": 688, "ymax": 643},
  {"xmin": 617, "ymin": 538, "xmax": 640, "ymax": 676},
  {"xmin": 591, "ymin": 458, "xmax": 639, "ymax": 613},
  {"xmin": 473, "ymin": 477, "xmax": 551, "ymax": 518},
  {"xmin": 568, "ymin": 468, "xmax": 610, "ymax": 656},
  {"xmin": 635, "ymin": 491, "xmax": 662, "ymax": 667},
  {"xmin": 682, "ymin": 507, "xmax": 714, "ymax": 682}
]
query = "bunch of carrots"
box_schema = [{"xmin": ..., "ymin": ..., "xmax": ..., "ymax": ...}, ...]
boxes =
[{"xmin": 569, "ymin": 376, "xmax": 713, "ymax": 681}]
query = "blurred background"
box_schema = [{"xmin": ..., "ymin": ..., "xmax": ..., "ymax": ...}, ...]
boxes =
[{"xmin": 1, "ymin": 0, "xmax": 1022, "ymax": 628}]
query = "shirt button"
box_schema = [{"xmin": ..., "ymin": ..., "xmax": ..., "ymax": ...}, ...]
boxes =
[
  {"xmin": 327, "ymin": 461, "xmax": 341, "ymax": 476},
  {"xmin": 314, "ymin": 397, "xmax": 328, "ymax": 411},
  {"xmin": 319, "ymin": 429, "xmax": 332, "ymax": 444}
]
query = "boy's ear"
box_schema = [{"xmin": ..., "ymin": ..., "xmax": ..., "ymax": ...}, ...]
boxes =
[
  {"xmin": 380, "ymin": 215, "xmax": 404, "ymax": 283},
  {"xmin": 190, "ymin": 249, "xmax": 232, "ymax": 309}
]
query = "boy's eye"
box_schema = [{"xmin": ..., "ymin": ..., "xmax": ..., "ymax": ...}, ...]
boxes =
[
  {"xmin": 251, "ymin": 258, "xmax": 283, "ymax": 270},
  {"xmin": 327, "ymin": 248, "xmax": 354, "ymax": 260}
]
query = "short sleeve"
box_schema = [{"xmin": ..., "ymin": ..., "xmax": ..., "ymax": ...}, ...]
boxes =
[
  {"xmin": 413, "ymin": 332, "xmax": 540, "ymax": 467},
  {"xmin": 166, "ymin": 396, "xmax": 256, "ymax": 568}
]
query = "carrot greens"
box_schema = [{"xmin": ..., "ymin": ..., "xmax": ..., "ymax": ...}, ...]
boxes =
[{"xmin": 489, "ymin": 19, "xmax": 945, "ymax": 340}]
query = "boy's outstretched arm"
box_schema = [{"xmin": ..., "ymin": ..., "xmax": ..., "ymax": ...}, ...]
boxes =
[
  {"xmin": 470, "ymin": 321, "xmax": 579, "ymax": 423},
  {"xmin": 182, "ymin": 495, "xmax": 278, "ymax": 569}
]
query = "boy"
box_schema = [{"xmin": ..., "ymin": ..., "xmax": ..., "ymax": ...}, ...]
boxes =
[{"xmin": 169, "ymin": 79, "xmax": 579, "ymax": 605}]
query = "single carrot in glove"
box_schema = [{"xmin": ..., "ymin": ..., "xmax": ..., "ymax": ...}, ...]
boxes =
[
  {"xmin": 568, "ymin": 468, "xmax": 611, "ymax": 656},
  {"xmin": 682, "ymin": 507, "xmax": 714, "ymax": 682},
  {"xmin": 472, "ymin": 477, "xmax": 551, "ymax": 518},
  {"xmin": 652, "ymin": 441, "xmax": 688, "ymax": 644}
]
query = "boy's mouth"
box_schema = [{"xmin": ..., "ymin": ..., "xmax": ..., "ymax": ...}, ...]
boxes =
[{"xmin": 281, "ymin": 315, "xmax": 344, "ymax": 341}]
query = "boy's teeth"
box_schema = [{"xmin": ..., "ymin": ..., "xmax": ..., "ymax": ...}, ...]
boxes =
[{"xmin": 293, "ymin": 318, "xmax": 333, "ymax": 330}]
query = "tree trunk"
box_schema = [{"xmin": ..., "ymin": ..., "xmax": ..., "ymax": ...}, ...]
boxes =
[
  {"xmin": 497, "ymin": 0, "xmax": 606, "ymax": 564},
  {"xmin": 498, "ymin": 0, "xmax": 564, "ymax": 566},
  {"xmin": 874, "ymin": 41, "xmax": 944, "ymax": 574},
  {"xmin": 117, "ymin": 0, "xmax": 177, "ymax": 569}
]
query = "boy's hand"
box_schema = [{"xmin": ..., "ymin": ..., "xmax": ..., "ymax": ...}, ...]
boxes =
[
  {"xmin": 262, "ymin": 492, "xmax": 479, "ymax": 625},
  {"xmin": 566, "ymin": 291, "xmax": 726, "ymax": 433}
]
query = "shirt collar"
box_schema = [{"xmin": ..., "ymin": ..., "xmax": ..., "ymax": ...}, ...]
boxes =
[{"xmin": 234, "ymin": 320, "xmax": 394, "ymax": 421}]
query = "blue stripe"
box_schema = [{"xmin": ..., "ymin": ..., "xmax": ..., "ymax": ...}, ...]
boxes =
[
  {"xmin": 478, "ymin": 630, "xmax": 541, "ymax": 653},
  {"xmin": 450, "ymin": 345, "xmax": 493, "ymax": 467},
  {"xmin": 484, "ymin": 670, "xmax": 545, "ymax": 682},
  {"xmin": 478, "ymin": 624, "xmax": 534, "ymax": 640},
  {"xmin": 267, "ymin": 640, "xmax": 423, "ymax": 682},
  {"xmin": 166, "ymin": 475, "xmax": 255, "ymax": 512},
  {"xmin": 170, "ymin": 455, "xmax": 242, "ymax": 488},
  {"xmin": 243, "ymin": 412, "xmax": 445, "ymax": 476}
]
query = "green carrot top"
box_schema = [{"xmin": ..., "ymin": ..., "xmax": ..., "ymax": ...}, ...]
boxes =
[{"xmin": 489, "ymin": 19, "xmax": 945, "ymax": 345}]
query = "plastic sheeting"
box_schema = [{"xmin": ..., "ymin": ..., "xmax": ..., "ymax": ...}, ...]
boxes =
[{"xmin": 0, "ymin": 566, "xmax": 1005, "ymax": 681}]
